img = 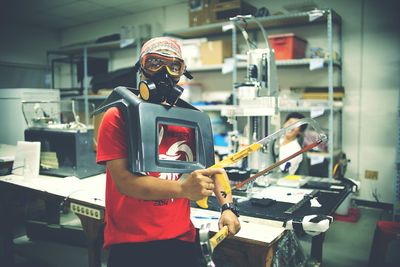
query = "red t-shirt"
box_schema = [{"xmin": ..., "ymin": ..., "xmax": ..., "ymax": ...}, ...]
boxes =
[{"xmin": 97, "ymin": 107, "xmax": 196, "ymax": 248}]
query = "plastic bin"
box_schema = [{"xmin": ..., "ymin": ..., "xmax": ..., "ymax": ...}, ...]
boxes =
[
  {"xmin": 268, "ymin": 33, "xmax": 307, "ymax": 60},
  {"xmin": 369, "ymin": 220, "xmax": 400, "ymax": 267}
]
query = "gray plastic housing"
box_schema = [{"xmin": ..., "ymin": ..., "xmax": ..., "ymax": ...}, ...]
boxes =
[{"xmin": 92, "ymin": 86, "xmax": 215, "ymax": 173}]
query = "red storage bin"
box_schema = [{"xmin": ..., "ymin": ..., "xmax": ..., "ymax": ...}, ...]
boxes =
[
  {"xmin": 368, "ymin": 220, "xmax": 400, "ymax": 267},
  {"xmin": 268, "ymin": 33, "xmax": 307, "ymax": 60}
]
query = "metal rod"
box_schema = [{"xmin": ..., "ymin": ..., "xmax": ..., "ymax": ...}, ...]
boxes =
[
  {"xmin": 83, "ymin": 47, "xmax": 89, "ymax": 125},
  {"xmin": 234, "ymin": 140, "xmax": 323, "ymax": 189},
  {"xmin": 327, "ymin": 10, "xmax": 334, "ymax": 178}
]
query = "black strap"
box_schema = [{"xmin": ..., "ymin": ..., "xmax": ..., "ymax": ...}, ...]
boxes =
[
  {"xmin": 133, "ymin": 59, "xmax": 141, "ymax": 74},
  {"xmin": 309, "ymin": 215, "xmax": 333, "ymax": 224},
  {"xmin": 183, "ymin": 69, "xmax": 193, "ymax": 80},
  {"xmin": 292, "ymin": 220, "xmax": 306, "ymax": 235}
]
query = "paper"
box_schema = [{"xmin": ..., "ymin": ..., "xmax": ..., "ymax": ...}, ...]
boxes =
[
  {"xmin": 310, "ymin": 106, "xmax": 325, "ymax": 118},
  {"xmin": 251, "ymin": 185, "xmax": 313, "ymax": 204},
  {"xmin": 309, "ymin": 58, "xmax": 324, "ymax": 70},
  {"xmin": 222, "ymin": 57, "xmax": 234, "ymax": 74},
  {"xmin": 12, "ymin": 141, "xmax": 41, "ymax": 178},
  {"xmin": 190, "ymin": 207, "xmax": 285, "ymax": 243},
  {"xmin": 308, "ymin": 10, "xmax": 324, "ymax": 22},
  {"xmin": 40, "ymin": 151, "xmax": 59, "ymax": 169},
  {"xmin": 222, "ymin": 23, "xmax": 234, "ymax": 32},
  {"xmin": 276, "ymin": 175, "xmax": 310, "ymax": 188},
  {"xmin": 310, "ymin": 197, "xmax": 322, "ymax": 207},
  {"xmin": 310, "ymin": 155, "xmax": 325, "ymax": 165}
]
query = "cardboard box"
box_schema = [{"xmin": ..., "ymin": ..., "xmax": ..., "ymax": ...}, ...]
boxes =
[
  {"xmin": 179, "ymin": 38, "xmax": 207, "ymax": 67},
  {"xmin": 200, "ymin": 40, "xmax": 232, "ymax": 65},
  {"xmin": 189, "ymin": 0, "xmax": 257, "ymax": 26},
  {"xmin": 189, "ymin": 0, "xmax": 212, "ymax": 27},
  {"xmin": 210, "ymin": 0, "xmax": 257, "ymax": 23}
]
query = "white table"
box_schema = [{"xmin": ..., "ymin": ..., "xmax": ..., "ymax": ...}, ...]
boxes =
[{"xmin": 0, "ymin": 173, "xmax": 286, "ymax": 267}]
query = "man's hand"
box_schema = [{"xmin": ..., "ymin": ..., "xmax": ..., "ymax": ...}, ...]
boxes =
[
  {"xmin": 181, "ymin": 168, "xmax": 225, "ymax": 201},
  {"xmin": 219, "ymin": 209, "xmax": 241, "ymax": 236}
]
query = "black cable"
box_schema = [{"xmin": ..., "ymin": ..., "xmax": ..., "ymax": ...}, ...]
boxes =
[
  {"xmin": 59, "ymin": 189, "xmax": 86, "ymax": 214},
  {"xmin": 59, "ymin": 189, "xmax": 104, "ymax": 214},
  {"xmin": 11, "ymin": 165, "xmax": 24, "ymax": 171}
]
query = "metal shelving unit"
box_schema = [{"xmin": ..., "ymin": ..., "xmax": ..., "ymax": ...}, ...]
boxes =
[
  {"xmin": 166, "ymin": 9, "xmax": 342, "ymax": 178},
  {"xmin": 229, "ymin": 9, "xmax": 342, "ymax": 178},
  {"xmin": 47, "ymin": 38, "xmax": 136, "ymax": 125}
]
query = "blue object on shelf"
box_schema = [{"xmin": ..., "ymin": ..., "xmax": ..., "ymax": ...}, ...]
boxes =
[{"xmin": 214, "ymin": 134, "xmax": 228, "ymax": 147}]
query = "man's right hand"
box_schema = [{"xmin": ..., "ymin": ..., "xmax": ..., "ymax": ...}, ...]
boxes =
[{"xmin": 181, "ymin": 168, "xmax": 225, "ymax": 201}]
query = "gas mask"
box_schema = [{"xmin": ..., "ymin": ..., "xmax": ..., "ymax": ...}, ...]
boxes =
[
  {"xmin": 139, "ymin": 67, "xmax": 185, "ymax": 106},
  {"xmin": 137, "ymin": 52, "xmax": 193, "ymax": 106}
]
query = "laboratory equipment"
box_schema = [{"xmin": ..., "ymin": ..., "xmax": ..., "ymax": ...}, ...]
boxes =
[{"xmin": 22, "ymin": 100, "xmax": 104, "ymax": 178}]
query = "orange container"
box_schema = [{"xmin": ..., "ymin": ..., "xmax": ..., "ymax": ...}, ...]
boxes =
[{"xmin": 268, "ymin": 33, "xmax": 307, "ymax": 60}]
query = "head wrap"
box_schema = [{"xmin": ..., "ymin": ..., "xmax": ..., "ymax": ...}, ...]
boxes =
[{"xmin": 140, "ymin": 37, "xmax": 183, "ymax": 60}]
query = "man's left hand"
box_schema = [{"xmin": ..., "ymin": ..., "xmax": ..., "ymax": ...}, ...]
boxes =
[{"xmin": 219, "ymin": 210, "xmax": 241, "ymax": 236}]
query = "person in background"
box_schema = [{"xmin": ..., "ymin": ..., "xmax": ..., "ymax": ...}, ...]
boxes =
[
  {"xmin": 96, "ymin": 37, "xmax": 240, "ymax": 267},
  {"xmin": 272, "ymin": 112, "xmax": 309, "ymax": 175}
]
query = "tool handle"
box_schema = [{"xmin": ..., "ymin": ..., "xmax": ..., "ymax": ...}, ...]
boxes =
[
  {"xmin": 209, "ymin": 225, "xmax": 229, "ymax": 250},
  {"xmin": 196, "ymin": 172, "xmax": 231, "ymax": 209},
  {"xmin": 216, "ymin": 143, "xmax": 263, "ymax": 167},
  {"xmin": 196, "ymin": 143, "xmax": 262, "ymax": 208}
]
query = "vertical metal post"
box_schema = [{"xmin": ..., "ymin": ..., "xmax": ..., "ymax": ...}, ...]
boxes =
[
  {"xmin": 231, "ymin": 22, "xmax": 238, "ymax": 133},
  {"xmin": 50, "ymin": 56, "xmax": 55, "ymax": 89},
  {"xmin": 337, "ymin": 13, "xmax": 343, "ymax": 158},
  {"xmin": 83, "ymin": 47, "xmax": 89, "ymax": 125},
  {"xmin": 232, "ymin": 22, "xmax": 237, "ymax": 106},
  {"xmin": 327, "ymin": 10, "xmax": 334, "ymax": 178},
  {"xmin": 338, "ymin": 14, "xmax": 343, "ymax": 86},
  {"xmin": 396, "ymin": 88, "xmax": 400, "ymax": 221},
  {"xmin": 70, "ymin": 55, "xmax": 74, "ymax": 93},
  {"xmin": 136, "ymin": 26, "xmax": 141, "ymax": 88}
]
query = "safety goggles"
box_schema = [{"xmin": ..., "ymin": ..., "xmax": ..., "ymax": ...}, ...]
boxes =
[{"xmin": 140, "ymin": 52, "xmax": 185, "ymax": 78}]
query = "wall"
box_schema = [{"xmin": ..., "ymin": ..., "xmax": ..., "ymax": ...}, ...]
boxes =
[
  {"xmin": 60, "ymin": 3, "xmax": 188, "ymax": 65},
  {"xmin": 354, "ymin": 0, "xmax": 399, "ymax": 204},
  {"xmin": 59, "ymin": 0, "xmax": 399, "ymax": 204},
  {"xmin": 0, "ymin": 23, "xmax": 59, "ymax": 88}
]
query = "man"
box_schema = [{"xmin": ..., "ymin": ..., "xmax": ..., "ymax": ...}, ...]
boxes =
[
  {"xmin": 96, "ymin": 37, "xmax": 240, "ymax": 267},
  {"xmin": 272, "ymin": 112, "xmax": 309, "ymax": 175}
]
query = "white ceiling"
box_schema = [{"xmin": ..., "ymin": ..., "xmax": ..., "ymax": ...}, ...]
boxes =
[{"xmin": 1, "ymin": 0, "xmax": 187, "ymax": 30}]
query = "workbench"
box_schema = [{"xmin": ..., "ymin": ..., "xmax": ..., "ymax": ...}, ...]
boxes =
[{"xmin": 0, "ymin": 173, "xmax": 351, "ymax": 267}]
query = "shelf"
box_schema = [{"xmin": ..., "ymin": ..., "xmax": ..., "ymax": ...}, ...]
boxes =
[
  {"xmin": 73, "ymin": 95, "xmax": 108, "ymax": 100},
  {"xmin": 276, "ymin": 58, "xmax": 341, "ymax": 68},
  {"xmin": 221, "ymin": 106, "xmax": 277, "ymax": 117},
  {"xmin": 190, "ymin": 64, "xmax": 228, "ymax": 72},
  {"xmin": 189, "ymin": 58, "xmax": 341, "ymax": 72},
  {"xmin": 47, "ymin": 39, "xmax": 135, "ymax": 56},
  {"xmin": 165, "ymin": 9, "xmax": 341, "ymax": 39},
  {"xmin": 215, "ymin": 146, "xmax": 229, "ymax": 155},
  {"xmin": 195, "ymin": 104, "xmax": 232, "ymax": 111},
  {"xmin": 279, "ymin": 104, "xmax": 343, "ymax": 112},
  {"xmin": 306, "ymin": 149, "xmax": 342, "ymax": 159}
]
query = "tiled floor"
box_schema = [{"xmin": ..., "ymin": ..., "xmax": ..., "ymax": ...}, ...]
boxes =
[{"xmin": 10, "ymin": 205, "xmax": 394, "ymax": 267}]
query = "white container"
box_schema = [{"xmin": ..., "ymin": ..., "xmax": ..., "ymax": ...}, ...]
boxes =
[{"xmin": 335, "ymin": 193, "xmax": 352, "ymax": 216}]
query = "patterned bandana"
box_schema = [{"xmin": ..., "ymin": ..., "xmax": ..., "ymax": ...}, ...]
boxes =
[{"xmin": 141, "ymin": 37, "xmax": 183, "ymax": 60}]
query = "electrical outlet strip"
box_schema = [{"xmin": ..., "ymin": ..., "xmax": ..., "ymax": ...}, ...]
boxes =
[{"xmin": 70, "ymin": 202, "xmax": 102, "ymax": 220}]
